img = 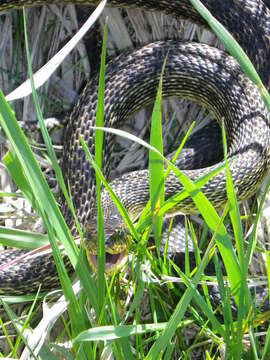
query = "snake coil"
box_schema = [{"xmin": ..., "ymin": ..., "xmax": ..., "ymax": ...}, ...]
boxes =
[{"xmin": 0, "ymin": 0, "xmax": 269, "ymax": 294}]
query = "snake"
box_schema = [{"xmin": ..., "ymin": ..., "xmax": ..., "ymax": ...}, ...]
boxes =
[{"xmin": 0, "ymin": 0, "xmax": 269, "ymax": 295}]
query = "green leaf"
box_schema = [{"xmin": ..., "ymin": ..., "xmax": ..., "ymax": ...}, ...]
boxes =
[
  {"xmin": 0, "ymin": 226, "xmax": 48, "ymax": 249},
  {"xmin": 149, "ymin": 54, "xmax": 167, "ymax": 253},
  {"xmin": 95, "ymin": 15, "xmax": 108, "ymax": 316},
  {"xmin": 3, "ymin": 150, "xmax": 37, "ymax": 210},
  {"xmin": 74, "ymin": 321, "xmax": 187, "ymax": 342}
]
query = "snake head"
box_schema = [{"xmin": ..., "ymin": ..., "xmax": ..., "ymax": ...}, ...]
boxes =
[{"xmin": 83, "ymin": 215, "xmax": 131, "ymax": 272}]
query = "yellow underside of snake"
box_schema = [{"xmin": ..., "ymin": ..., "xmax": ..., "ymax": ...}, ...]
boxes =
[{"xmin": 0, "ymin": 0, "xmax": 270, "ymax": 294}]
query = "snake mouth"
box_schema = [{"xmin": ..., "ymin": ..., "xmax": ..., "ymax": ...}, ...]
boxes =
[{"xmin": 88, "ymin": 250, "xmax": 127, "ymax": 272}]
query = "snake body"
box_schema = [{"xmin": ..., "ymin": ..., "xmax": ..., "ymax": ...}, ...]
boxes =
[{"xmin": 0, "ymin": 0, "xmax": 270, "ymax": 294}]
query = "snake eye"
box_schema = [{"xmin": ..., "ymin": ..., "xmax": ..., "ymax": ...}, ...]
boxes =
[
  {"xmin": 84, "ymin": 229, "xmax": 93, "ymax": 241},
  {"xmin": 119, "ymin": 229, "xmax": 128, "ymax": 240}
]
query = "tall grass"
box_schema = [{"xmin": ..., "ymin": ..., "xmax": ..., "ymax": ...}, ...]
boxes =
[{"xmin": 0, "ymin": 1, "xmax": 269, "ymax": 359}]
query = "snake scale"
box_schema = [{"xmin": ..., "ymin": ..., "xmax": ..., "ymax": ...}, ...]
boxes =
[{"xmin": 0, "ymin": 0, "xmax": 270, "ymax": 295}]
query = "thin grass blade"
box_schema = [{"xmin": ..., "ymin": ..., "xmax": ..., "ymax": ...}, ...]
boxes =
[
  {"xmin": 189, "ymin": 0, "xmax": 270, "ymax": 110},
  {"xmin": 95, "ymin": 16, "xmax": 108, "ymax": 315},
  {"xmin": 0, "ymin": 226, "xmax": 48, "ymax": 249},
  {"xmin": 149, "ymin": 55, "xmax": 167, "ymax": 253}
]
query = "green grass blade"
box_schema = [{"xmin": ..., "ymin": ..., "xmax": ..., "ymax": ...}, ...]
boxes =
[
  {"xmin": 0, "ymin": 191, "xmax": 23, "ymax": 198},
  {"xmin": 0, "ymin": 316, "xmax": 15, "ymax": 355},
  {"xmin": 135, "ymin": 121, "xmax": 195, "ymax": 232},
  {"xmin": 123, "ymin": 272, "xmax": 145, "ymax": 322},
  {"xmin": 104, "ymin": 275, "xmax": 134, "ymax": 359},
  {"xmin": 262, "ymin": 322, "xmax": 270, "ymax": 360},
  {"xmin": 136, "ymin": 159, "xmax": 227, "ymax": 234},
  {"xmin": 266, "ymin": 251, "xmax": 270, "ymax": 308},
  {"xmin": 95, "ymin": 16, "xmax": 108, "ymax": 316},
  {"xmin": 74, "ymin": 322, "xmax": 185, "ymax": 342},
  {"xmin": 249, "ymin": 327, "xmax": 259, "ymax": 360},
  {"xmin": 213, "ymin": 252, "xmax": 233, "ymax": 353},
  {"xmin": 0, "ymin": 95, "xmax": 73, "ymax": 259},
  {"xmin": 178, "ymin": 271, "xmax": 225, "ymax": 336},
  {"xmin": 189, "ymin": 0, "xmax": 270, "ymax": 110},
  {"xmin": 80, "ymin": 136, "xmax": 139, "ymax": 243},
  {"xmin": 158, "ymin": 160, "xmax": 226, "ymax": 216},
  {"xmin": 3, "ymin": 149, "xmax": 36, "ymax": 207},
  {"xmin": 0, "ymin": 226, "xmax": 48, "ymax": 249},
  {"xmin": 156, "ymin": 160, "xmax": 241, "ymax": 307},
  {"xmin": 221, "ymin": 121, "xmax": 249, "ymax": 357},
  {"xmin": 149, "ymin": 55, "xmax": 167, "ymax": 253},
  {"xmin": 221, "ymin": 121, "xmax": 244, "ymax": 262},
  {"xmin": 12, "ymin": 289, "xmax": 41, "ymax": 357},
  {"xmin": 246, "ymin": 175, "xmax": 270, "ymax": 270}
]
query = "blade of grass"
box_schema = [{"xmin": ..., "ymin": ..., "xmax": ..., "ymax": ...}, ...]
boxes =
[
  {"xmin": 0, "ymin": 191, "xmax": 23, "ymax": 198},
  {"xmin": 249, "ymin": 327, "xmax": 259, "ymax": 360},
  {"xmin": 104, "ymin": 274, "xmax": 134, "ymax": 360},
  {"xmin": 0, "ymin": 316, "xmax": 15, "ymax": 355},
  {"xmin": 178, "ymin": 270, "xmax": 225, "ymax": 337},
  {"xmin": 189, "ymin": 0, "xmax": 270, "ymax": 110},
  {"xmin": 0, "ymin": 226, "xmax": 48, "ymax": 249},
  {"xmin": 74, "ymin": 321, "xmax": 187, "ymax": 343},
  {"xmin": 0, "ymin": 94, "xmax": 79, "ymax": 270},
  {"xmin": 136, "ymin": 158, "xmax": 227, "ymax": 233},
  {"xmin": 134, "ymin": 131, "xmax": 196, "ymax": 270},
  {"xmin": 266, "ymin": 251, "xmax": 270, "ymax": 308},
  {"xmin": 80, "ymin": 137, "xmax": 136, "ymax": 358},
  {"xmin": 149, "ymin": 54, "xmax": 167, "ymax": 253},
  {"xmin": 12, "ymin": 288, "xmax": 41, "ymax": 358},
  {"xmin": 261, "ymin": 323, "xmax": 270, "ymax": 360},
  {"xmin": 212, "ymin": 252, "xmax": 233, "ymax": 355},
  {"xmin": 246, "ymin": 177, "xmax": 270, "ymax": 270},
  {"xmin": 0, "ymin": 95, "xmax": 98, "ymax": 313},
  {"xmin": 158, "ymin": 159, "xmax": 227, "ymax": 216},
  {"xmin": 95, "ymin": 17, "xmax": 108, "ymax": 315},
  {"xmin": 80, "ymin": 136, "xmax": 139, "ymax": 243},
  {"xmin": 3, "ymin": 149, "xmax": 37, "ymax": 210},
  {"xmin": 221, "ymin": 121, "xmax": 249, "ymax": 357},
  {"xmin": 136, "ymin": 121, "xmax": 195, "ymax": 232}
]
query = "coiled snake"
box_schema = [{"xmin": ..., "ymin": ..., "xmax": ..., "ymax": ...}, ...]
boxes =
[{"xmin": 0, "ymin": 1, "xmax": 270, "ymax": 295}]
